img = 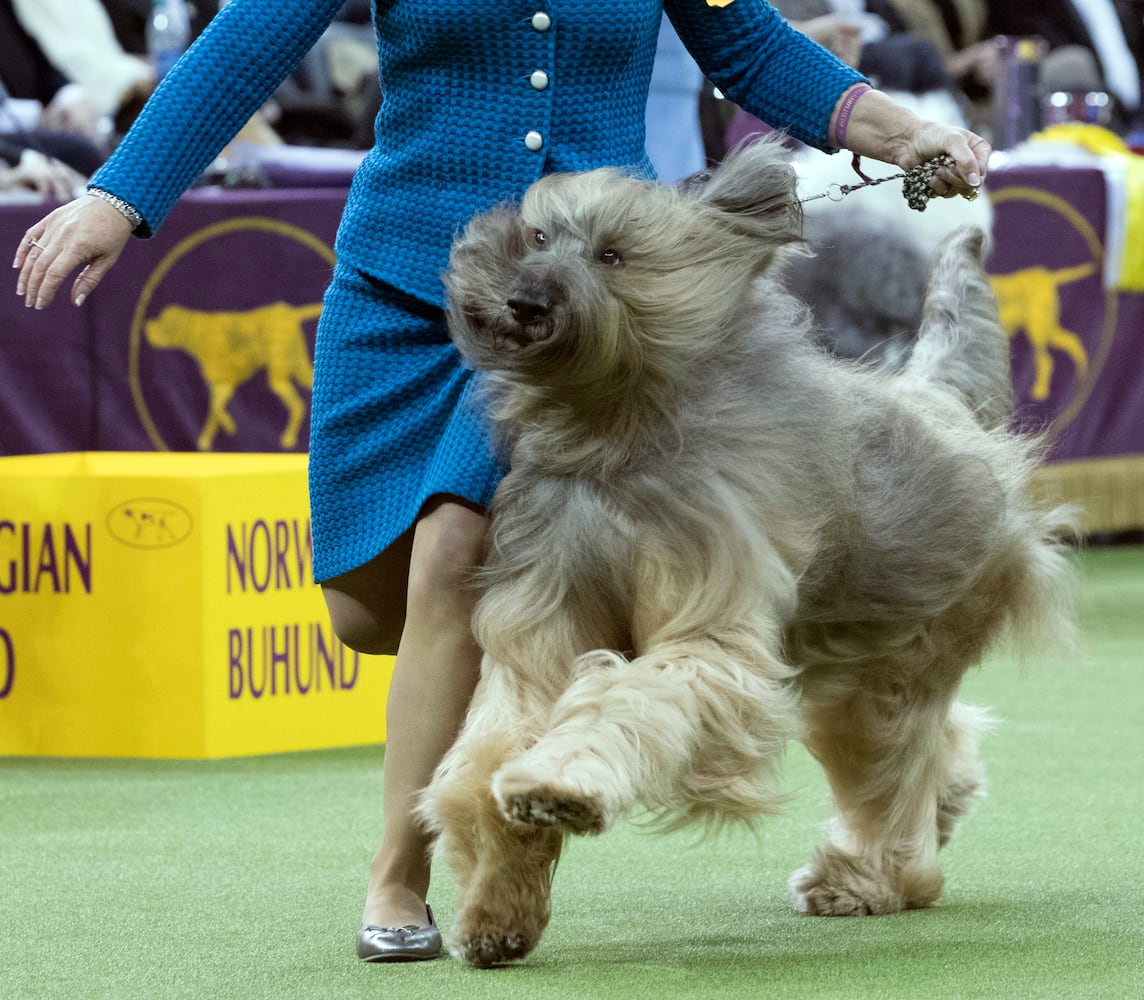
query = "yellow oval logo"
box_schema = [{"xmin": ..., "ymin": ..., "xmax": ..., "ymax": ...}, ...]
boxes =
[
  {"xmin": 129, "ymin": 216, "xmax": 335, "ymax": 452},
  {"xmin": 106, "ymin": 498, "xmax": 195, "ymax": 549},
  {"xmin": 988, "ymin": 185, "xmax": 1114, "ymax": 433}
]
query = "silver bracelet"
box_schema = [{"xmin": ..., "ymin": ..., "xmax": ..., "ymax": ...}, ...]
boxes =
[{"xmin": 86, "ymin": 187, "xmax": 144, "ymax": 230}]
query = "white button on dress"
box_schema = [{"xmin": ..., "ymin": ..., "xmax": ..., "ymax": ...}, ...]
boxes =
[
  {"xmin": 531, "ymin": 11, "xmax": 552, "ymax": 31},
  {"xmin": 530, "ymin": 70, "xmax": 550, "ymax": 91},
  {"xmin": 524, "ymin": 130, "xmax": 544, "ymax": 151}
]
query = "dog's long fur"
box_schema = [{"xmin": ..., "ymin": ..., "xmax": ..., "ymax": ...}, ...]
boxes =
[{"xmin": 419, "ymin": 138, "xmax": 1076, "ymax": 967}]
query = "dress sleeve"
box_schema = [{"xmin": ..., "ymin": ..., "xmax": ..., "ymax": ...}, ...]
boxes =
[
  {"xmin": 664, "ymin": 0, "xmax": 867, "ymax": 151},
  {"xmin": 88, "ymin": 0, "xmax": 346, "ymax": 237}
]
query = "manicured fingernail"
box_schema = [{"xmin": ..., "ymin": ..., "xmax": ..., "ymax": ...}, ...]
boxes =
[
  {"xmin": 16, "ymin": 282, "xmax": 24, "ymax": 296},
  {"xmin": 968, "ymin": 172, "xmax": 981, "ymax": 187},
  {"xmin": 75, "ymin": 293, "xmax": 86, "ymax": 307},
  {"xmin": 34, "ymin": 298, "xmax": 43, "ymax": 310}
]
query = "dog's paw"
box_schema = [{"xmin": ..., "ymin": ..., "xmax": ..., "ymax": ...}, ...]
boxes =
[
  {"xmin": 451, "ymin": 928, "xmax": 536, "ymax": 968},
  {"xmin": 493, "ymin": 767, "xmax": 608, "ymax": 834},
  {"xmin": 499, "ymin": 782, "xmax": 607, "ymax": 834},
  {"xmin": 789, "ymin": 862, "xmax": 899, "ymax": 916},
  {"xmin": 789, "ymin": 846, "xmax": 940, "ymax": 916}
]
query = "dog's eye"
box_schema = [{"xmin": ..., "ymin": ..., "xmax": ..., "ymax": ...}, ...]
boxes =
[
  {"xmin": 597, "ymin": 248, "xmax": 623, "ymax": 267},
  {"xmin": 533, "ymin": 229, "xmax": 547, "ymax": 248}
]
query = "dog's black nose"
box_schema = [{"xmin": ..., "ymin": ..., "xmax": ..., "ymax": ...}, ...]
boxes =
[{"xmin": 507, "ymin": 291, "xmax": 552, "ymax": 324}]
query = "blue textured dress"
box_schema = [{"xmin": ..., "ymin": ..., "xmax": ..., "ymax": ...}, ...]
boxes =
[{"xmin": 89, "ymin": 0, "xmax": 863, "ymax": 581}]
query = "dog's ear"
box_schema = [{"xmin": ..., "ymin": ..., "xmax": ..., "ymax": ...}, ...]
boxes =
[{"xmin": 688, "ymin": 136, "xmax": 803, "ymax": 248}]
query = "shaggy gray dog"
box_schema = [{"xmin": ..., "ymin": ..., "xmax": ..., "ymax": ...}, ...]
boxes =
[{"xmin": 419, "ymin": 139, "xmax": 1075, "ymax": 968}]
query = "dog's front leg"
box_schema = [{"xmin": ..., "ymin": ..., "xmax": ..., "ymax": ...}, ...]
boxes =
[
  {"xmin": 418, "ymin": 661, "xmax": 563, "ymax": 967},
  {"xmin": 492, "ymin": 637, "xmax": 800, "ymax": 833}
]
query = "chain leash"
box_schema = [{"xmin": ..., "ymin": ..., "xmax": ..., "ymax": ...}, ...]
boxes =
[{"xmin": 800, "ymin": 154, "xmax": 979, "ymax": 212}]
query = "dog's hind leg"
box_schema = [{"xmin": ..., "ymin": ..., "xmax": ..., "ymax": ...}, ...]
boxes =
[
  {"xmin": 492, "ymin": 638, "xmax": 800, "ymax": 833},
  {"xmin": 791, "ymin": 662, "xmax": 990, "ymax": 916},
  {"xmin": 418, "ymin": 664, "xmax": 563, "ymax": 968}
]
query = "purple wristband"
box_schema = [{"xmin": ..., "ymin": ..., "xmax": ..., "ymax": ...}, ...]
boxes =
[{"xmin": 832, "ymin": 83, "xmax": 871, "ymax": 149}]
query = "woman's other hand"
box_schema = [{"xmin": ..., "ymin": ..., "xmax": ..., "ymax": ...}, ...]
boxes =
[{"xmin": 13, "ymin": 194, "xmax": 135, "ymax": 309}]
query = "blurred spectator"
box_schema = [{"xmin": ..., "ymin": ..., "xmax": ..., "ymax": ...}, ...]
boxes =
[
  {"xmin": 794, "ymin": 9, "xmax": 867, "ymax": 68},
  {"xmin": 99, "ymin": 0, "xmax": 214, "ymax": 53},
  {"xmin": 864, "ymin": 1, "xmax": 997, "ymax": 103},
  {"xmin": 270, "ymin": 3, "xmax": 380, "ymax": 147},
  {"xmin": 775, "ymin": 2, "xmax": 973, "ymax": 102},
  {"xmin": 0, "ymin": 89, "xmax": 105, "ymax": 178},
  {"xmin": 5, "ymin": 0, "xmax": 155, "ymax": 144},
  {"xmin": 987, "ymin": 0, "xmax": 1144, "ymax": 132},
  {"xmin": 0, "ymin": 1, "xmax": 63, "ymax": 109},
  {"xmin": 0, "ymin": 140, "xmax": 87, "ymax": 200},
  {"xmin": 0, "ymin": 4, "xmax": 114, "ymax": 185},
  {"xmin": 855, "ymin": 1, "xmax": 1143, "ymax": 133},
  {"xmin": 102, "ymin": 1, "xmax": 379, "ymax": 148}
]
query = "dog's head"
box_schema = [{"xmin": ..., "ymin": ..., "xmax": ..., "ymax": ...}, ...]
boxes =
[
  {"xmin": 444, "ymin": 137, "xmax": 803, "ymax": 406},
  {"xmin": 144, "ymin": 305, "xmax": 190, "ymax": 349}
]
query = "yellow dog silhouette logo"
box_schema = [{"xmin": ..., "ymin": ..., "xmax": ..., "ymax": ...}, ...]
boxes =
[
  {"xmin": 144, "ymin": 302, "xmax": 320, "ymax": 451},
  {"xmin": 989, "ymin": 263, "xmax": 1095, "ymax": 401},
  {"xmin": 985, "ymin": 184, "xmax": 1117, "ymax": 432},
  {"xmin": 129, "ymin": 216, "xmax": 336, "ymax": 451}
]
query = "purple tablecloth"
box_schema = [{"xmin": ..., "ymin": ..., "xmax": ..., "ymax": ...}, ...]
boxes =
[
  {"xmin": 2, "ymin": 187, "xmax": 344, "ymax": 454},
  {"xmin": 984, "ymin": 165, "xmax": 1144, "ymax": 465}
]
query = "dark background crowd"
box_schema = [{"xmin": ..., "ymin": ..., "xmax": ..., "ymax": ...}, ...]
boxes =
[{"xmin": 3, "ymin": 0, "xmax": 1144, "ymax": 196}]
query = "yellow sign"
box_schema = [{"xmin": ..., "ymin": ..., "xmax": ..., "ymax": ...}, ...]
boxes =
[{"xmin": 0, "ymin": 452, "xmax": 393, "ymax": 758}]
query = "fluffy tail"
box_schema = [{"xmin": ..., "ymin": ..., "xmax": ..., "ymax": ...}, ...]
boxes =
[{"xmin": 905, "ymin": 225, "xmax": 1012, "ymax": 430}]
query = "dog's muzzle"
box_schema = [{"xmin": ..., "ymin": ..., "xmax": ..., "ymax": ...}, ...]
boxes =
[{"xmin": 507, "ymin": 289, "xmax": 554, "ymax": 325}]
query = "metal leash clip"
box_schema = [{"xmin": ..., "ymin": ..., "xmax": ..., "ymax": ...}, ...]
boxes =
[{"xmin": 801, "ymin": 154, "xmax": 979, "ymax": 212}]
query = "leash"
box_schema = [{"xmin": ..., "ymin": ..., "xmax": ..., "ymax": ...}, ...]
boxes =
[{"xmin": 800, "ymin": 154, "xmax": 979, "ymax": 212}]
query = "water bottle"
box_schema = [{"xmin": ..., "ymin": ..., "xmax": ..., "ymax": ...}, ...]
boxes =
[
  {"xmin": 992, "ymin": 36, "xmax": 1046, "ymax": 150},
  {"xmin": 147, "ymin": 0, "xmax": 193, "ymax": 82}
]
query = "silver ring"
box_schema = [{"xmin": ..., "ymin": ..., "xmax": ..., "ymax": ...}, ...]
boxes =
[{"xmin": 27, "ymin": 237, "xmax": 48, "ymax": 250}]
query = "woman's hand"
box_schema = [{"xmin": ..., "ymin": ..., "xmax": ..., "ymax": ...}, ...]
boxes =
[
  {"xmin": 13, "ymin": 194, "xmax": 135, "ymax": 310},
  {"xmin": 834, "ymin": 85, "xmax": 990, "ymax": 200},
  {"xmin": 892, "ymin": 116, "xmax": 991, "ymax": 199},
  {"xmin": 947, "ymin": 41, "xmax": 1001, "ymax": 92}
]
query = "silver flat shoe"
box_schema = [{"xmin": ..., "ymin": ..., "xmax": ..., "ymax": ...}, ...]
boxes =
[{"xmin": 356, "ymin": 904, "xmax": 443, "ymax": 962}]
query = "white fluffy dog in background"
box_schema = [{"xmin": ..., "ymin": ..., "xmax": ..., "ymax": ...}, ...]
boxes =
[{"xmin": 418, "ymin": 137, "xmax": 1075, "ymax": 968}]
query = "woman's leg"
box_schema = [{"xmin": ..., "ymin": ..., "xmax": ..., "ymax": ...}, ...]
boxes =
[{"xmin": 322, "ymin": 498, "xmax": 487, "ymax": 929}]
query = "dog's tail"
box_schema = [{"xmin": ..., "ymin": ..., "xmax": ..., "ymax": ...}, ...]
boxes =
[
  {"xmin": 905, "ymin": 225, "xmax": 1012, "ymax": 430},
  {"xmin": 909, "ymin": 226, "xmax": 1080, "ymax": 662}
]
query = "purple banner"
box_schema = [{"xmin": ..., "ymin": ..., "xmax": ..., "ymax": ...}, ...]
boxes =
[
  {"xmin": 2, "ymin": 188, "xmax": 344, "ymax": 455},
  {"xmin": 3, "ymin": 169, "xmax": 1142, "ymax": 470},
  {"xmin": 985, "ymin": 165, "xmax": 1144, "ymax": 463}
]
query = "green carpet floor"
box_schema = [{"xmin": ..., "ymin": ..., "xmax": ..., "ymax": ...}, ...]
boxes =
[{"xmin": 2, "ymin": 545, "xmax": 1141, "ymax": 1000}]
